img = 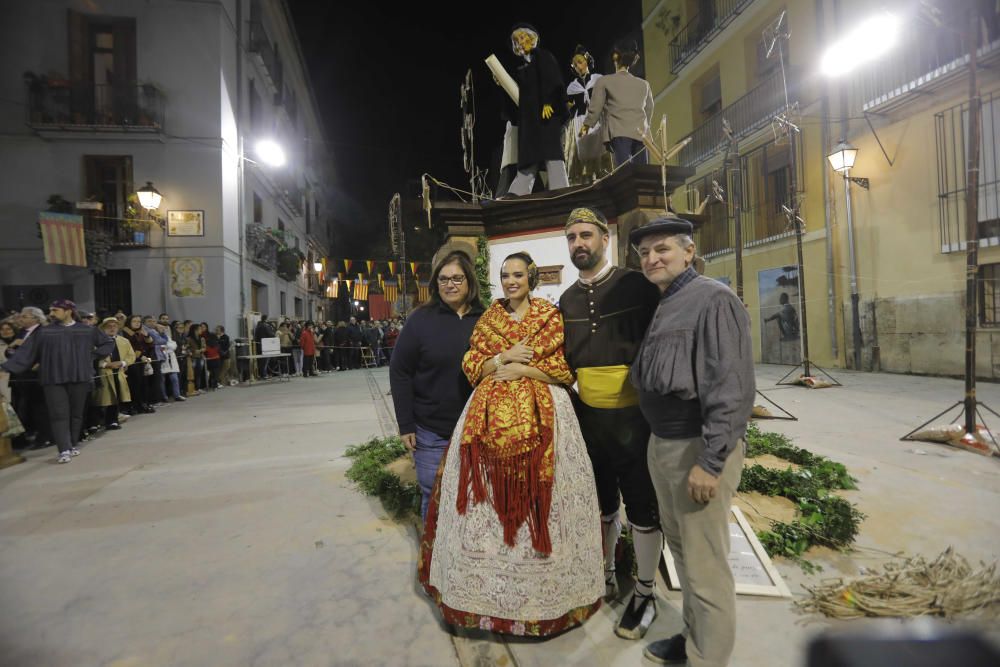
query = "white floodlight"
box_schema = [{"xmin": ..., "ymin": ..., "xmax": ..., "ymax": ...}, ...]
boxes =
[
  {"xmin": 820, "ymin": 12, "xmax": 900, "ymax": 77},
  {"xmin": 255, "ymin": 139, "xmax": 286, "ymax": 167}
]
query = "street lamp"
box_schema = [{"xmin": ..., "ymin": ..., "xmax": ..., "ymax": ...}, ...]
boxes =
[
  {"xmin": 819, "ymin": 12, "xmax": 900, "ymax": 77},
  {"xmin": 255, "ymin": 139, "xmax": 286, "ymax": 167},
  {"xmin": 136, "ymin": 181, "xmax": 163, "ymax": 210},
  {"xmin": 313, "ymin": 260, "xmax": 323, "ymax": 272},
  {"xmin": 827, "ymin": 141, "xmax": 868, "ymax": 370}
]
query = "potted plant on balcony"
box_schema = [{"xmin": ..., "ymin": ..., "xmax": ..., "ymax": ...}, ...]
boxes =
[{"xmin": 277, "ymin": 246, "xmax": 305, "ymax": 282}]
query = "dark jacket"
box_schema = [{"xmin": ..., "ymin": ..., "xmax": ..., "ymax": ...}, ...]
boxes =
[
  {"xmin": 514, "ymin": 47, "xmax": 567, "ymax": 167},
  {"xmin": 2, "ymin": 322, "xmax": 114, "ymax": 385},
  {"xmin": 253, "ymin": 320, "xmax": 274, "ymax": 341},
  {"xmin": 333, "ymin": 325, "xmax": 349, "ymax": 347},
  {"xmin": 389, "ymin": 301, "xmax": 484, "ymax": 438}
]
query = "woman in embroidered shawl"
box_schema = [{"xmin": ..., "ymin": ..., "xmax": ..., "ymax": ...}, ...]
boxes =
[{"xmin": 419, "ymin": 252, "xmax": 604, "ymax": 637}]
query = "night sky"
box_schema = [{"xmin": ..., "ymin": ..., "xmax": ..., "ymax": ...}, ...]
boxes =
[{"xmin": 288, "ymin": 1, "xmax": 642, "ymax": 259}]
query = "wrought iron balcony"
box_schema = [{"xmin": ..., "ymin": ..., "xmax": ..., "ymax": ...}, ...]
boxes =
[
  {"xmin": 676, "ymin": 70, "xmax": 791, "ymax": 168},
  {"xmin": 248, "ymin": 21, "xmax": 283, "ymax": 92},
  {"xmin": 855, "ymin": 22, "xmax": 1000, "ymax": 114},
  {"xmin": 83, "ymin": 215, "xmax": 152, "ymax": 248},
  {"xmin": 669, "ymin": 0, "xmax": 756, "ymax": 74},
  {"xmin": 25, "ymin": 78, "xmax": 164, "ymax": 131}
]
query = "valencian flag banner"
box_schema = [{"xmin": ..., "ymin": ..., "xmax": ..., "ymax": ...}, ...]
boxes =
[
  {"xmin": 353, "ymin": 280, "xmax": 369, "ymax": 301},
  {"xmin": 40, "ymin": 212, "xmax": 87, "ymax": 267}
]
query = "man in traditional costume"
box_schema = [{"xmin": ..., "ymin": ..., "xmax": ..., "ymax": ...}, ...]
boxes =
[
  {"xmin": 559, "ymin": 207, "xmax": 663, "ymax": 640},
  {"xmin": 420, "ymin": 252, "xmax": 603, "ymax": 637},
  {"xmin": 504, "ymin": 24, "xmax": 570, "ymax": 197},
  {"xmin": 1, "ymin": 299, "xmax": 114, "ymax": 464},
  {"xmin": 628, "ymin": 215, "xmax": 755, "ymax": 666},
  {"xmin": 580, "ymin": 40, "xmax": 654, "ymax": 167}
]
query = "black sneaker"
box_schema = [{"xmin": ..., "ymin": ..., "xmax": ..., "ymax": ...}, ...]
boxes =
[
  {"xmin": 615, "ymin": 589, "xmax": 657, "ymax": 640},
  {"xmin": 643, "ymin": 633, "xmax": 686, "ymax": 664}
]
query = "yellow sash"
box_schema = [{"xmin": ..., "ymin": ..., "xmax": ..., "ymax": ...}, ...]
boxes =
[{"xmin": 577, "ymin": 365, "xmax": 638, "ymax": 409}]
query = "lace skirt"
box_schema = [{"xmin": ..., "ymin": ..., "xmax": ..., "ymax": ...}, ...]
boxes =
[{"xmin": 418, "ymin": 384, "xmax": 604, "ymax": 636}]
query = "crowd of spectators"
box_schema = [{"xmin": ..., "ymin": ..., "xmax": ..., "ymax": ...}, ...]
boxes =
[
  {"xmin": 0, "ymin": 303, "xmax": 403, "ymax": 462},
  {"xmin": 251, "ymin": 314, "xmax": 402, "ymax": 377}
]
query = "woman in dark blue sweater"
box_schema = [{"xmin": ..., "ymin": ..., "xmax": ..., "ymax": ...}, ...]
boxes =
[{"xmin": 389, "ymin": 250, "xmax": 484, "ymax": 519}]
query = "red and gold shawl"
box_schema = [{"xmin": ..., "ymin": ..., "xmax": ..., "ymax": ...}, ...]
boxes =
[{"xmin": 458, "ymin": 298, "xmax": 574, "ymax": 555}]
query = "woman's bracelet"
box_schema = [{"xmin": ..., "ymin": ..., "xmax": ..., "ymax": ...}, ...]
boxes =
[{"xmin": 493, "ymin": 353, "xmax": 503, "ymax": 371}]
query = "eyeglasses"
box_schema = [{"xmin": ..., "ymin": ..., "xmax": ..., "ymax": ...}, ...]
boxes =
[{"xmin": 437, "ymin": 275, "xmax": 467, "ymax": 286}]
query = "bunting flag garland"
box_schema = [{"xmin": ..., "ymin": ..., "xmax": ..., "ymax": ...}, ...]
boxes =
[
  {"xmin": 410, "ymin": 261, "xmax": 418, "ymax": 276},
  {"xmin": 387, "ymin": 261, "xmax": 397, "ymax": 275},
  {"xmin": 344, "ymin": 259, "xmax": 353, "ymax": 274},
  {"xmin": 39, "ymin": 212, "xmax": 87, "ymax": 267},
  {"xmin": 366, "ymin": 260, "xmax": 375, "ymax": 275}
]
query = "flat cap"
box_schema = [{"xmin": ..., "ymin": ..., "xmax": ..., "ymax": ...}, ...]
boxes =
[{"xmin": 628, "ymin": 213, "xmax": 694, "ymax": 246}]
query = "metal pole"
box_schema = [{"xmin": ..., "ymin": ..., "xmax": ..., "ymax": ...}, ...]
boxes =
[
  {"xmin": 964, "ymin": 7, "xmax": 981, "ymax": 434},
  {"xmin": 732, "ymin": 139, "xmax": 744, "ymax": 302},
  {"xmin": 843, "ymin": 168, "xmax": 862, "ymax": 370}
]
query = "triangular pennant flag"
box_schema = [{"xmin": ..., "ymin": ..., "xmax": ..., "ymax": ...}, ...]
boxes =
[
  {"xmin": 387, "ymin": 261, "xmax": 397, "ymax": 275},
  {"xmin": 344, "ymin": 259, "xmax": 353, "ymax": 273},
  {"xmin": 366, "ymin": 260, "xmax": 375, "ymax": 275},
  {"xmin": 409, "ymin": 261, "xmax": 418, "ymax": 276}
]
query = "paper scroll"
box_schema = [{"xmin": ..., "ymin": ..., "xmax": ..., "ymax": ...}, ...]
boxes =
[{"xmin": 485, "ymin": 54, "xmax": 519, "ymax": 106}]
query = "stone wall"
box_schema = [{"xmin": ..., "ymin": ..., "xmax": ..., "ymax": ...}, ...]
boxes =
[{"xmin": 844, "ymin": 293, "xmax": 1000, "ymax": 379}]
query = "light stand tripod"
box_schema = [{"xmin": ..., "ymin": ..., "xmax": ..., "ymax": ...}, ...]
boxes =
[
  {"xmin": 765, "ymin": 10, "xmax": 841, "ymax": 388},
  {"xmin": 900, "ymin": 6, "xmax": 997, "ymax": 454},
  {"xmin": 718, "ymin": 119, "xmax": 796, "ymax": 420}
]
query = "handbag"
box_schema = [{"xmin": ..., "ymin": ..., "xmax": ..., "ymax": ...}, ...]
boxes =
[{"xmin": 143, "ymin": 360, "xmax": 154, "ymax": 376}]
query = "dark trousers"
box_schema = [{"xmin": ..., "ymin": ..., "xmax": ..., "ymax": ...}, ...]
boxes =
[
  {"xmin": 126, "ymin": 364, "xmax": 148, "ymax": 410},
  {"xmin": 148, "ymin": 360, "xmax": 166, "ymax": 403},
  {"xmin": 610, "ymin": 137, "xmax": 647, "ymax": 167},
  {"xmin": 573, "ymin": 396, "xmax": 658, "ymax": 527},
  {"xmin": 302, "ymin": 355, "xmax": 316, "ymax": 376},
  {"xmin": 207, "ymin": 358, "xmax": 221, "ymax": 388},
  {"xmin": 12, "ymin": 377, "xmax": 50, "ymax": 445},
  {"xmin": 42, "ymin": 382, "xmax": 91, "ymax": 453},
  {"xmin": 335, "ymin": 347, "xmax": 348, "ymax": 371}
]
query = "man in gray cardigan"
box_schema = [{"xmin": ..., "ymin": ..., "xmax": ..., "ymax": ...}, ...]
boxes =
[
  {"xmin": 628, "ymin": 215, "xmax": 755, "ymax": 667},
  {"xmin": 579, "ymin": 40, "xmax": 654, "ymax": 167}
]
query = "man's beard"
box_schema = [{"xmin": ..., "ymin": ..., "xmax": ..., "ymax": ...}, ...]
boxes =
[{"xmin": 572, "ymin": 248, "xmax": 601, "ymax": 270}]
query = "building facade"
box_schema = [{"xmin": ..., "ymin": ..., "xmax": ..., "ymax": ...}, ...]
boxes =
[
  {"xmin": 643, "ymin": 0, "xmax": 1000, "ymax": 377},
  {"xmin": 0, "ymin": 0, "xmax": 335, "ymax": 334}
]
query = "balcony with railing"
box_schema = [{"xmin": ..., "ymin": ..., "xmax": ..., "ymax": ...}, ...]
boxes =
[
  {"xmin": 26, "ymin": 78, "xmax": 164, "ymax": 135},
  {"xmin": 669, "ymin": 0, "xmax": 756, "ymax": 75},
  {"xmin": 854, "ymin": 12, "xmax": 1000, "ymax": 114},
  {"xmin": 83, "ymin": 213, "xmax": 152, "ymax": 249},
  {"xmin": 248, "ymin": 21, "xmax": 283, "ymax": 92},
  {"xmin": 676, "ymin": 70, "xmax": 791, "ymax": 168}
]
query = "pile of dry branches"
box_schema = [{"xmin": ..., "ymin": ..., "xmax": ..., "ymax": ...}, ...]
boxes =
[{"xmin": 797, "ymin": 548, "xmax": 1000, "ymax": 619}]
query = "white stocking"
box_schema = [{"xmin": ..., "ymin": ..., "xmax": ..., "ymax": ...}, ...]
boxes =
[{"xmin": 631, "ymin": 523, "xmax": 662, "ymax": 603}]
